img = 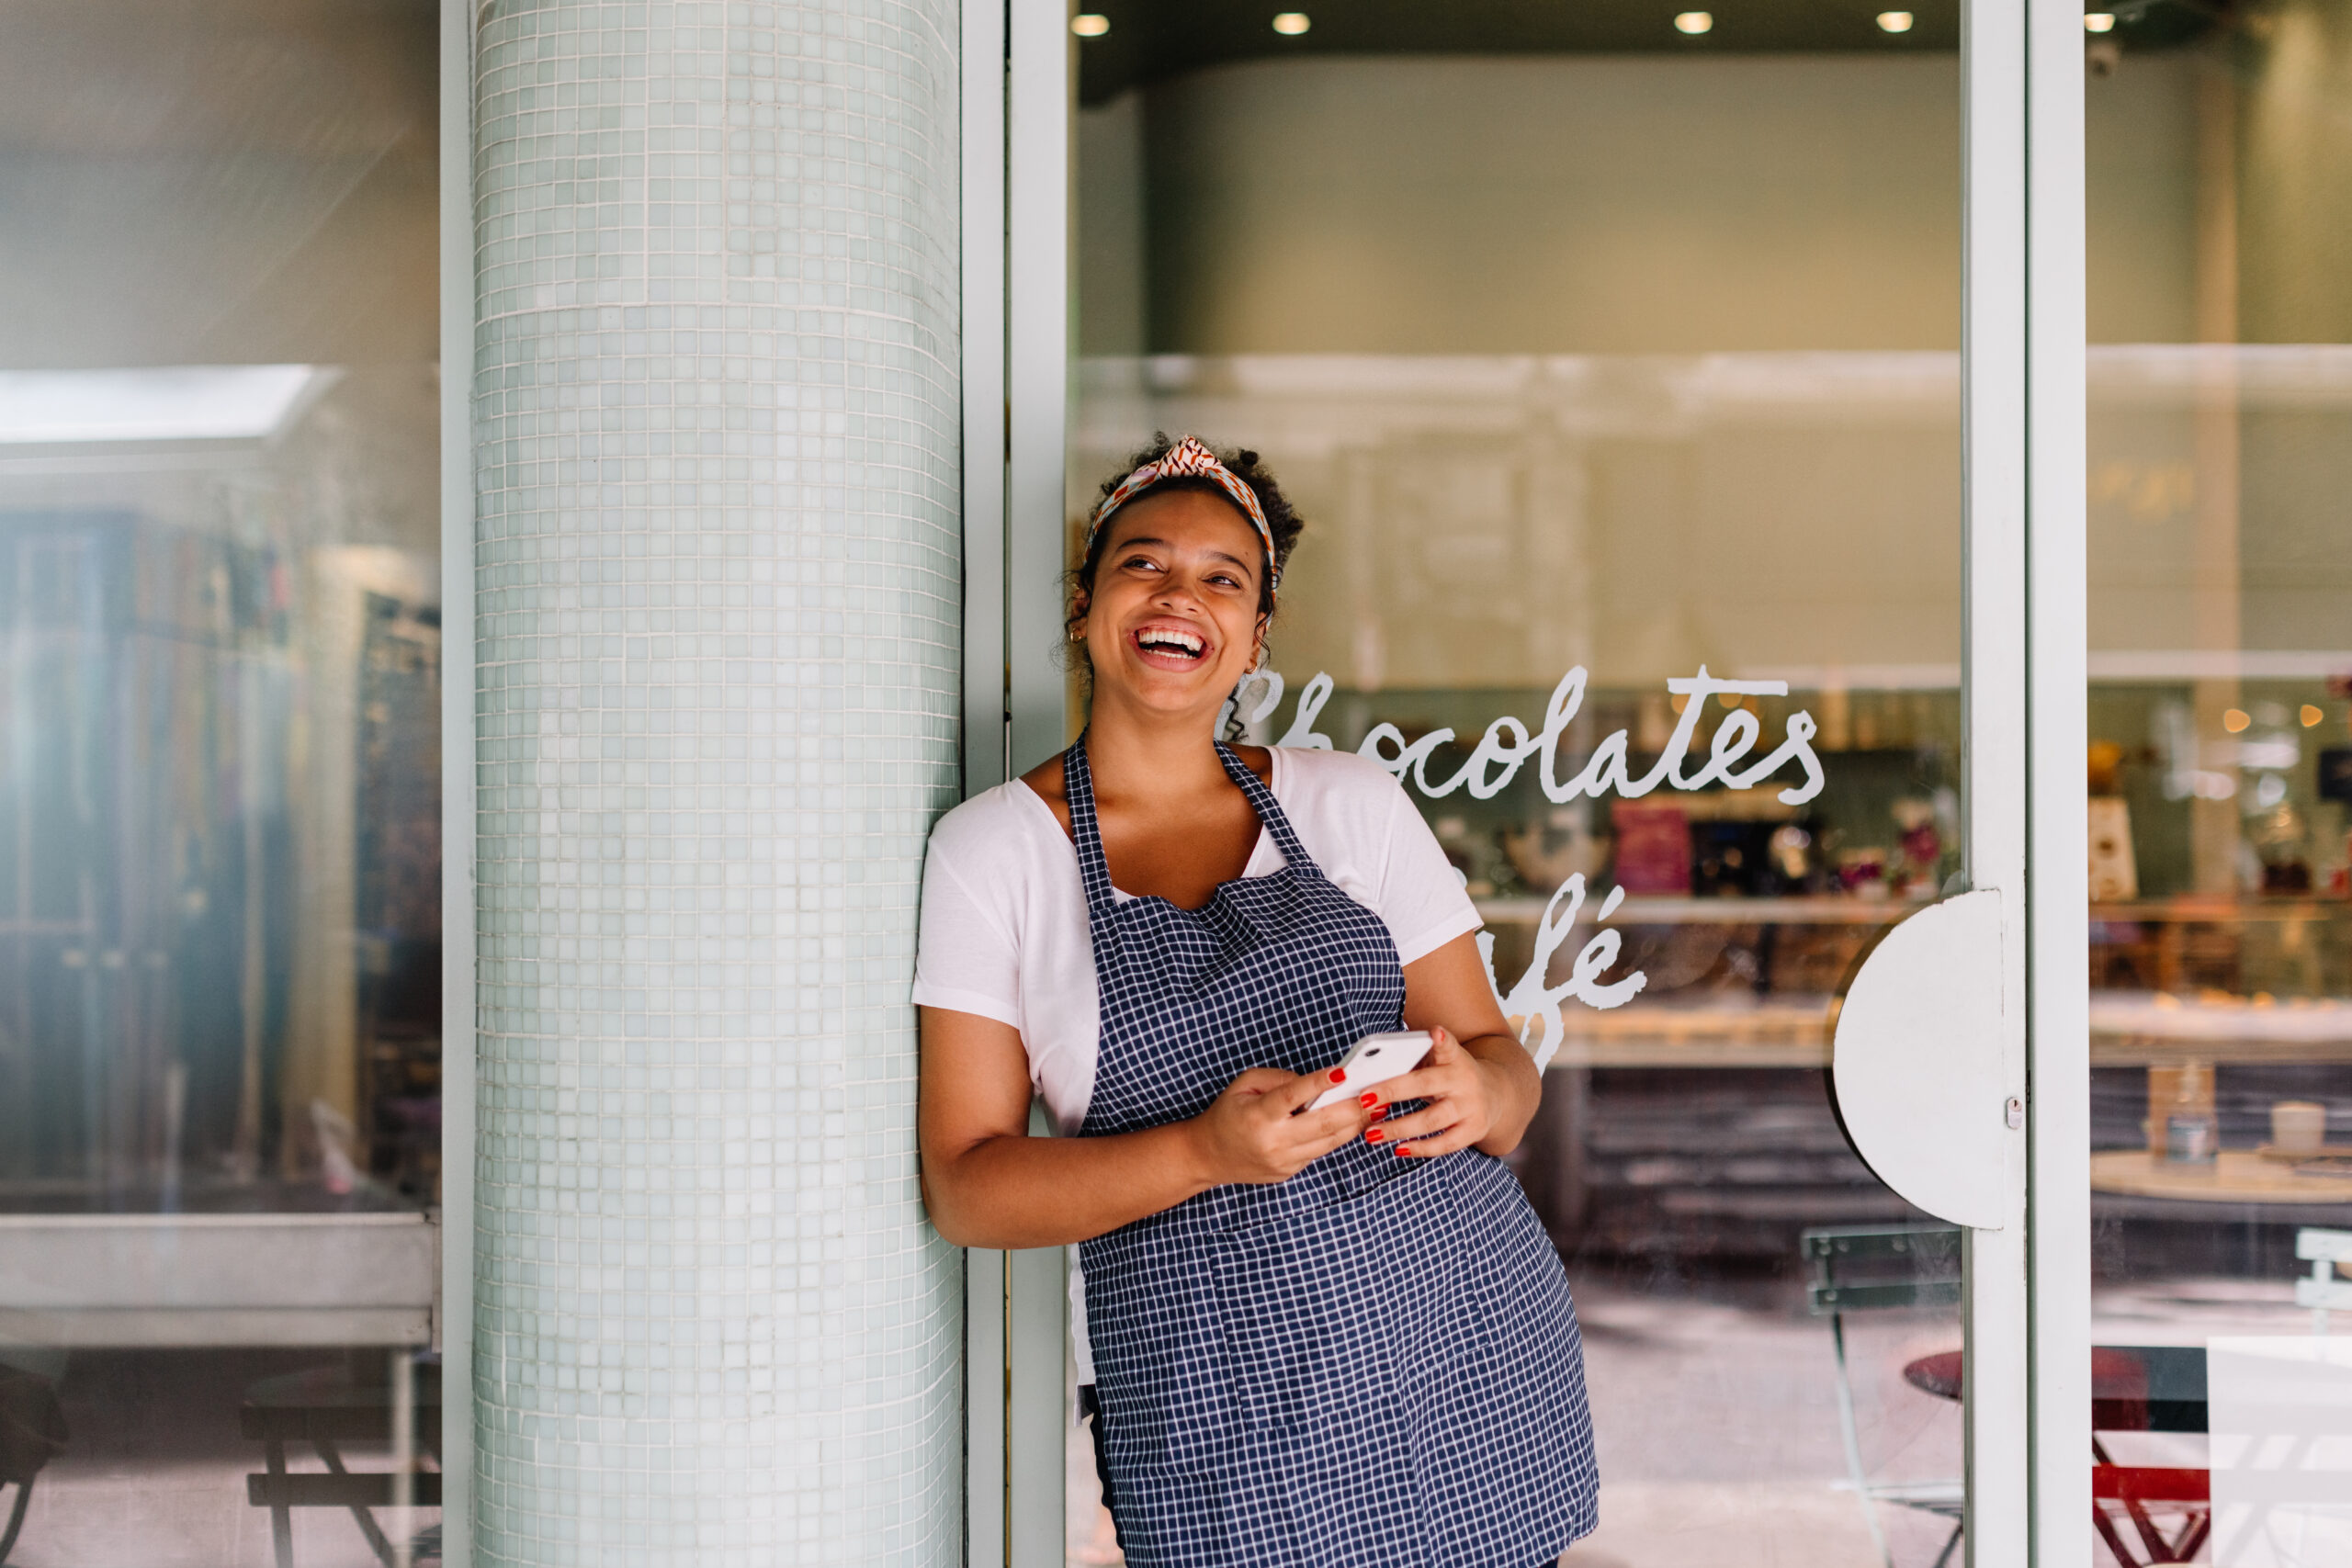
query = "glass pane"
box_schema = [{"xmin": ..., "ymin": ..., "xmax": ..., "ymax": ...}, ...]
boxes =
[
  {"xmin": 1069, "ymin": 12, "xmax": 1969, "ymax": 1564},
  {"xmin": 2086, "ymin": 7, "xmax": 2352, "ymax": 1562},
  {"xmin": 0, "ymin": 4, "xmax": 443, "ymax": 1562}
]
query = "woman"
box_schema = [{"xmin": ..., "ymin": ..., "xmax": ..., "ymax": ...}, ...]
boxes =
[{"xmin": 915, "ymin": 435, "xmax": 1598, "ymax": 1566}]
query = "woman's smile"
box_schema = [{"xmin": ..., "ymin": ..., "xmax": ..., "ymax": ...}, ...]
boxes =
[{"xmin": 1129, "ymin": 618, "xmax": 1213, "ymax": 669}]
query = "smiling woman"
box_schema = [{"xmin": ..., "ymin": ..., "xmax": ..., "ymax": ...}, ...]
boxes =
[
  {"xmin": 1058, "ymin": 434, "xmax": 1303, "ymax": 687},
  {"xmin": 914, "ymin": 436, "xmax": 1599, "ymax": 1565}
]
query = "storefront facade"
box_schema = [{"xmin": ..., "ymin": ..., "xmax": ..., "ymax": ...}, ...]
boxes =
[{"xmin": 1, "ymin": 1, "xmax": 2347, "ymax": 1564}]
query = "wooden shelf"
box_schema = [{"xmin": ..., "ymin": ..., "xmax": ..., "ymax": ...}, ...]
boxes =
[
  {"xmin": 1478, "ymin": 895, "xmax": 1930, "ymax": 926},
  {"xmin": 2091, "ymin": 897, "xmax": 2352, "ymax": 923},
  {"xmin": 1525, "ymin": 988, "xmax": 2352, "ymax": 1070}
]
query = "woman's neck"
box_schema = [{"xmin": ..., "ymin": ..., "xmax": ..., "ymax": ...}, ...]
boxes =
[{"xmin": 1083, "ymin": 693, "xmax": 1235, "ymax": 806}]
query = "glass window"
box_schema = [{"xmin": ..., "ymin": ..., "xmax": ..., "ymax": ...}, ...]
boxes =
[
  {"xmin": 1069, "ymin": 9, "xmax": 1976, "ymax": 1562},
  {"xmin": 2086, "ymin": 6, "xmax": 2352, "ymax": 1562},
  {"xmin": 0, "ymin": 4, "xmax": 443, "ymax": 1562}
]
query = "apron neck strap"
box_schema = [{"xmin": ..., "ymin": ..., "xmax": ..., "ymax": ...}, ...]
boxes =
[
  {"xmin": 1061, "ymin": 735, "xmax": 1122, "ymax": 917},
  {"xmin": 1063, "ymin": 734, "xmax": 1322, "ymax": 919},
  {"xmin": 1212, "ymin": 742, "xmax": 1316, "ymax": 873}
]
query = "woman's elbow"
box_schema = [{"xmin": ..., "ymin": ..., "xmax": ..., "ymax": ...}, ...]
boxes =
[{"xmin": 919, "ymin": 1160, "xmax": 988, "ymax": 1247}]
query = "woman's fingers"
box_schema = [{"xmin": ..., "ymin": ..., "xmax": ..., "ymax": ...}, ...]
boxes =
[
  {"xmin": 1386, "ymin": 1119, "xmax": 1477, "ymax": 1158},
  {"xmin": 1273, "ymin": 1065, "xmax": 1351, "ymax": 1112},
  {"xmin": 1285, "ymin": 1097, "xmax": 1364, "ymax": 1137},
  {"xmin": 1363, "ymin": 1101, "xmax": 1456, "ymax": 1144},
  {"xmin": 1365, "ymin": 1025, "xmax": 1459, "ymax": 1104},
  {"xmin": 1373, "ymin": 1060, "xmax": 1472, "ymax": 1111},
  {"xmin": 1228, "ymin": 1066, "xmax": 1298, "ymax": 1099},
  {"xmin": 1297, "ymin": 1104, "xmax": 1370, "ymax": 1155}
]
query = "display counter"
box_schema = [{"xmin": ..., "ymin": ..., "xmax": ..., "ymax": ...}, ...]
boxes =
[{"xmin": 1476, "ymin": 894, "xmax": 2352, "ymax": 1069}]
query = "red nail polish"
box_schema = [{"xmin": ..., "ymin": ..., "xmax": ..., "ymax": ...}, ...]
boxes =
[
  {"xmin": 1358, "ymin": 1091, "xmax": 1379, "ymax": 1108},
  {"xmin": 1328, "ymin": 1069, "xmax": 1346, "ymax": 1084},
  {"xmin": 1365, "ymin": 1128, "xmax": 1384, "ymax": 1143},
  {"xmin": 1370, "ymin": 1105, "xmax": 1389, "ymax": 1122}
]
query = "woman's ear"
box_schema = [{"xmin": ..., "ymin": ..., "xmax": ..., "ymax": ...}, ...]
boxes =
[{"xmin": 1069, "ymin": 588, "xmax": 1091, "ymax": 640}]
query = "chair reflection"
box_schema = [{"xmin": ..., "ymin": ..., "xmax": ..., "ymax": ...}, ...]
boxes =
[
  {"xmin": 1801, "ymin": 1224, "xmax": 1965, "ymax": 1568},
  {"xmin": 243, "ymin": 1352, "xmax": 441, "ymax": 1568}
]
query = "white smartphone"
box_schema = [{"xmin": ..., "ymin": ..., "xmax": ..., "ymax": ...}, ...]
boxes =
[{"xmin": 1305, "ymin": 1030, "xmax": 1434, "ymax": 1113}]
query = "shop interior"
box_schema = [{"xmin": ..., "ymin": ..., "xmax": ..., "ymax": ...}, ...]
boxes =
[
  {"xmin": 1067, "ymin": 0, "xmax": 2352, "ymax": 1562},
  {"xmin": 0, "ymin": 1, "xmax": 445, "ymax": 1563}
]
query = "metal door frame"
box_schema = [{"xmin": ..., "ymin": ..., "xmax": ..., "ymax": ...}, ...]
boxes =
[{"xmin": 964, "ymin": 2, "xmax": 2094, "ymax": 1562}]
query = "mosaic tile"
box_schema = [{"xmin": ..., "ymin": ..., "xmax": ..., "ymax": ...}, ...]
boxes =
[{"xmin": 470, "ymin": 2, "xmax": 962, "ymax": 1561}]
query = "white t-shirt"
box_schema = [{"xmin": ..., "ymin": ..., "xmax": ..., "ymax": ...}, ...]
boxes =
[
  {"xmin": 913, "ymin": 746, "xmax": 1482, "ymax": 1383},
  {"xmin": 912, "ymin": 745, "xmax": 1482, "ymax": 1135}
]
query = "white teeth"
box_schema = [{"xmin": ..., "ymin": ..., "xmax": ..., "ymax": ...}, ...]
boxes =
[{"xmin": 1137, "ymin": 627, "xmax": 1204, "ymax": 656}]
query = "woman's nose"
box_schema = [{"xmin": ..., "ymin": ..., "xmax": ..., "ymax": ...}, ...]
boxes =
[{"xmin": 1151, "ymin": 574, "xmax": 1207, "ymax": 607}]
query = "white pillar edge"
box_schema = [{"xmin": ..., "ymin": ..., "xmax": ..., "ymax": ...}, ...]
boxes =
[
  {"xmin": 1961, "ymin": 0, "xmax": 2033, "ymax": 1562},
  {"xmin": 435, "ymin": 0, "xmax": 478, "ymax": 1560},
  {"xmin": 1006, "ymin": 0, "xmax": 1070, "ymax": 779},
  {"xmin": 962, "ymin": 2, "xmax": 1012, "ymax": 1564},
  {"xmin": 1004, "ymin": 2, "xmax": 1071, "ymax": 1561},
  {"xmin": 2025, "ymin": 0, "xmax": 2092, "ymax": 1559}
]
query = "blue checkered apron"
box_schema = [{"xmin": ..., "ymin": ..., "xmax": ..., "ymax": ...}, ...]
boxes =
[{"xmin": 1069, "ymin": 738, "xmax": 1599, "ymax": 1567}]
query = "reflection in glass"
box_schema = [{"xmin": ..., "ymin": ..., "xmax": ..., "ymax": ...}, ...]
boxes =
[
  {"xmin": 2086, "ymin": 9, "xmax": 2352, "ymax": 1562},
  {"xmin": 0, "ymin": 3, "xmax": 442, "ymax": 1562},
  {"xmin": 1070, "ymin": 17, "xmax": 1970, "ymax": 1560}
]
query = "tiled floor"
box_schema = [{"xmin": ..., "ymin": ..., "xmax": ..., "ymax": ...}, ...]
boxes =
[
  {"xmin": 3, "ymin": 1349, "xmax": 435, "ymax": 1568},
  {"xmin": 10, "ymin": 1275, "xmax": 2306, "ymax": 1565}
]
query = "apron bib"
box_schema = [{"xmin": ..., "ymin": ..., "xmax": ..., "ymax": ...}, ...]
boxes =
[{"xmin": 1068, "ymin": 738, "xmax": 1599, "ymax": 1568}]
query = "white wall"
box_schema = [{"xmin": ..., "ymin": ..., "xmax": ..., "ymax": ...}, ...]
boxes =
[{"xmin": 1080, "ymin": 51, "xmax": 2204, "ymax": 355}]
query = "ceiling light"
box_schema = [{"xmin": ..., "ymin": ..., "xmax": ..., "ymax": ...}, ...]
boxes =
[
  {"xmin": 1674, "ymin": 11, "xmax": 1713, "ymax": 33},
  {"xmin": 2223, "ymin": 708, "xmax": 2251, "ymax": 733},
  {"xmin": 1272, "ymin": 11, "xmax": 1310, "ymax": 33},
  {"xmin": 2301, "ymin": 704, "xmax": 2325, "ymax": 728},
  {"xmin": 2084, "ymin": 12, "xmax": 2116, "ymax": 30},
  {"xmin": 1877, "ymin": 10, "xmax": 1915, "ymax": 30},
  {"xmin": 0, "ymin": 365, "xmax": 328, "ymax": 445},
  {"xmin": 1071, "ymin": 13, "xmax": 1109, "ymax": 36}
]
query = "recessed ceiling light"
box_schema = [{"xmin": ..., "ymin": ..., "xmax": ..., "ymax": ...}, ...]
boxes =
[
  {"xmin": 2084, "ymin": 12, "xmax": 2117, "ymax": 31},
  {"xmin": 1272, "ymin": 11, "xmax": 1310, "ymax": 33},
  {"xmin": 1071, "ymin": 13, "xmax": 1109, "ymax": 36},
  {"xmin": 2223, "ymin": 708, "xmax": 2251, "ymax": 733},
  {"xmin": 0, "ymin": 365, "xmax": 328, "ymax": 445},
  {"xmin": 1674, "ymin": 10, "xmax": 1713, "ymax": 33},
  {"xmin": 2301, "ymin": 704, "xmax": 2325, "ymax": 728},
  {"xmin": 1877, "ymin": 10, "xmax": 1915, "ymax": 31}
]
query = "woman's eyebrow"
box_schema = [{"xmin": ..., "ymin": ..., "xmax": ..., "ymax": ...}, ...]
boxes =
[{"xmin": 1113, "ymin": 535, "xmax": 1253, "ymax": 576}]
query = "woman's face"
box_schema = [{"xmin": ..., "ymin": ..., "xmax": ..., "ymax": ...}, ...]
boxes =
[{"xmin": 1076, "ymin": 489, "xmax": 1269, "ymax": 721}]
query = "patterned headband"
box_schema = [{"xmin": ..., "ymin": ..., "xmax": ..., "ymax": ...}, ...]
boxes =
[{"xmin": 1087, "ymin": 435, "xmax": 1281, "ymax": 598}]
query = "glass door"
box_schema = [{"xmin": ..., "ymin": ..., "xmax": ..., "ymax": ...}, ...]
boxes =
[
  {"xmin": 970, "ymin": 1, "xmax": 2059, "ymax": 1563},
  {"xmin": 0, "ymin": 5, "xmax": 447, "ymax": 1565},
  {"xmin": 2081, "ymin": 3, "xmax": 2352, "ymax": 1561}
]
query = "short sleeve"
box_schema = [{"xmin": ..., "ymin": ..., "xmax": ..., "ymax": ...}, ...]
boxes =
[
  {"xmin": 1374, "ymin": 779, "xmax": 1483, "ymax": 966},
  {"xmin": 912, "ymin": 845, "xmax": 1023, "ymax": 1031}
]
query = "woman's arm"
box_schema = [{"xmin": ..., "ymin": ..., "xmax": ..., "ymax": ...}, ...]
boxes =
[
  {"xmin": 918, "ymin": 1005, "xmax": 1376, "ymax": 1249},
  {"xmin": 1372, "ymin": 931, "xmax": 1544, "ymax": 1159}
]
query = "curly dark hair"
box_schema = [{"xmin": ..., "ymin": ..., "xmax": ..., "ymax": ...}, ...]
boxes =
[{"xmin": 1069, "ymin": 434, "xmax": 1306, "ymax": 631}]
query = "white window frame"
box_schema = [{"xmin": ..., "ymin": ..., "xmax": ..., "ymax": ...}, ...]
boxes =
[{"xmin": 962, "ymin": 0, "xmax": 2091, "ymax": 1562}]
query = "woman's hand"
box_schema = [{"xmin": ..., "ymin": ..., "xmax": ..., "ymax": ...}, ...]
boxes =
[
  {"xmin": 1359, "ymin": 1027, "xmax": 1516, "ymax": 1158},
  {"xmin": 1183, "ymin": 1066, "xmax": 1372, "ymax": 1186}
]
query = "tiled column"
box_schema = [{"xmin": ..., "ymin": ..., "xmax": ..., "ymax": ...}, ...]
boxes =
[{"xmin": 469, "ymin": 3, "xmax": 962, "ymax": 1562}]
